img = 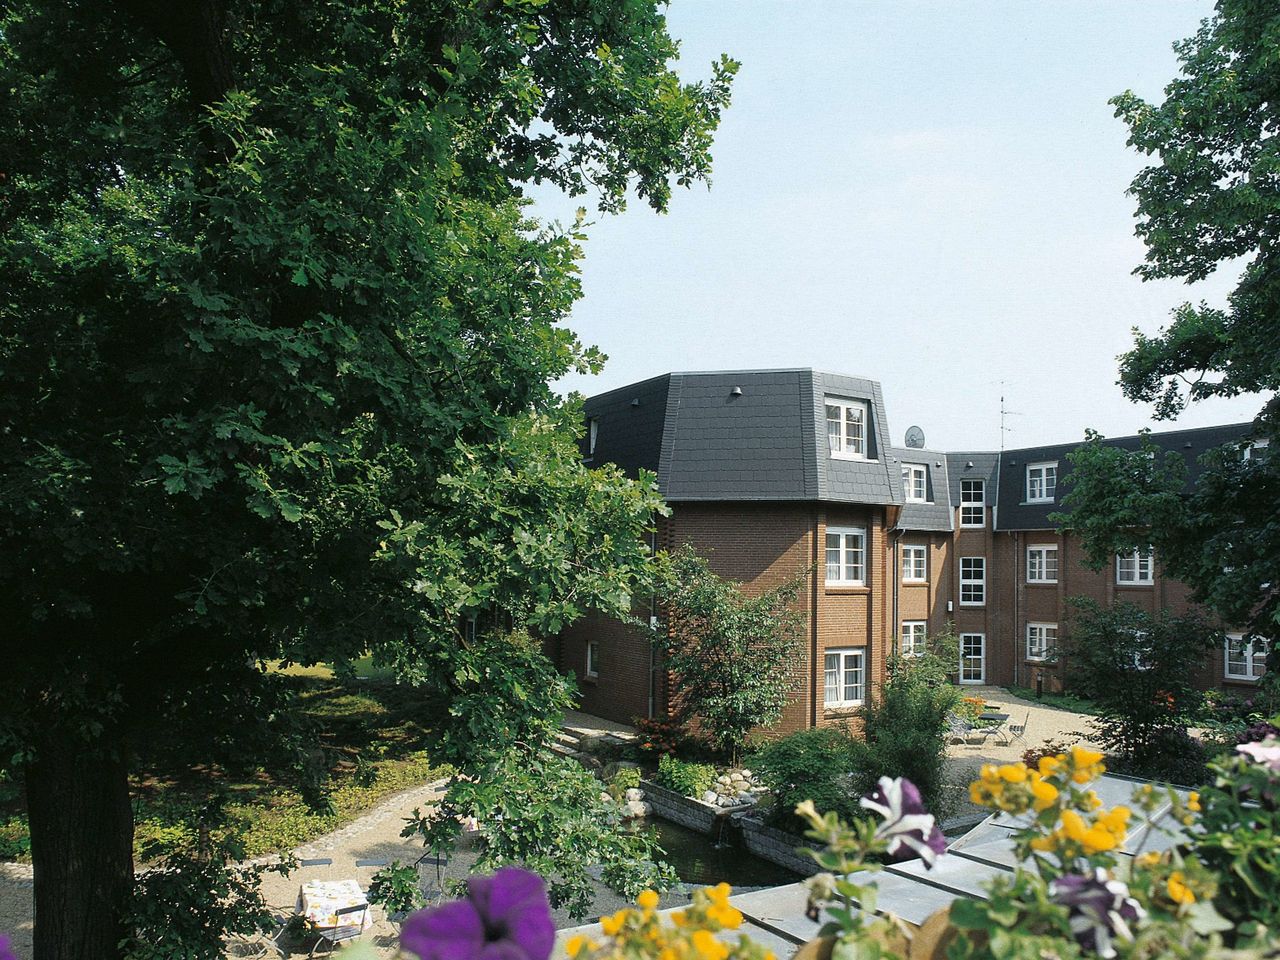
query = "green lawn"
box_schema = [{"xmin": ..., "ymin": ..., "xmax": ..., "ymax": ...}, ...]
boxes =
[
  {"xmin": 2, "ymin": 665, "xmax": 451, "ymax": 863},
  {"xmin": 1004, "ymin": 685, "xmax": 1100, "ymax": 716}
]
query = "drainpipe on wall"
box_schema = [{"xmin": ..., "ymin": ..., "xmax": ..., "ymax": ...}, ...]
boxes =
[
  {"xmin": 1013, "ymin": 530, "xmax": 1021, "ymax": 689},
  {"xmin": 647, "ymin": 528, "xmax": 658, "ymax": 720}
]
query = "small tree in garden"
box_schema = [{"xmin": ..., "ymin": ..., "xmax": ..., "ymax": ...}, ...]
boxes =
[
  {"xmin": 650, "ymin": 548, "xmax": 807, "ymax": 761},
  {"xmin": 1063, "ymin": 599, "xmax": 1218, "ymax": 776}
]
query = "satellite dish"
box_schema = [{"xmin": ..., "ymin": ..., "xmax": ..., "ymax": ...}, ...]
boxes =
[{"xmin": 905, "ymin": 426, "xmax": 926, "ymax": 449}]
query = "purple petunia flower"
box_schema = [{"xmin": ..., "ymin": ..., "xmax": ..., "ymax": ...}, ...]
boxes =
[
  {"xmin": 0, "ymin": 935, "xmax": 14, "ymax": 960},
  {"xmin": 859, "ymin": 776, "xmax": 947, "ymax": 868},
  {"xmin": 1237, "ymin": 736, "xmax": 1280, "ymax": 771},
  {"xmin": 1050, "ymin": 868, "xmax": 1145, "ymax": 959},
  {"xmin": 400, "ymin": 867, "xmax": 555, "ymax": 960}
]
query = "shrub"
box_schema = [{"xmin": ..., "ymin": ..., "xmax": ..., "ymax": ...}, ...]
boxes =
[
  {"xmin": 367, "ymin": 861, "xmax": 425, "ymax": 917},
  {"xmin": 748, "ymin": 727, "xmax": 861, "ymax": 831},
  {"xmin": 0, "ymin": 817, "xmax": 30, "ymax": 861},
  {"xmin": 1020, "ymin": 738, "xmax": 1076, "ymax": 769},
  {"xmin": 655, "ymin": 755, "xmax": 716, "ymax": 798},
  {"xmin": 610, "ymin": 767, "xmax": 641, "ymax": 794},
  {"xmin": 854, "ymin": 667, "xmax": 956, "ymax": 823},
  {"xmin": 633, "ymin": 718, "xmax": 687, "ymax": 757}
]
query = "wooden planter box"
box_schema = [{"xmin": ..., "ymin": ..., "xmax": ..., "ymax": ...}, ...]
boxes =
[{"xmin": 638, "ymin": 780, "xmax": 752, "ymax": 835}]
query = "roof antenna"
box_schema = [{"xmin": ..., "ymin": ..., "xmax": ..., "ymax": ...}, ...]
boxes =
[{"xmin": 996, "ymin": 380, "xmax": 1022, "ymax": 457}]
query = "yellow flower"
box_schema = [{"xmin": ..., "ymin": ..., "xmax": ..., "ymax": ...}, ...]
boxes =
[
  {"xmin": 637, "ymin": 889, "xmax": 660, "ymax": 911},
  {"xmin": 1071, "ymin": 745, "xmax": 1105, "ymax": 767},
  {"xmin": 1038, "ymin": 754, "xmax": 1064, "ymax": 778},
  {"xmin": 1082, "ymin": 790, "xmax": 1102, "ymax": 810},
  {"xmin": 1030, "ymin": 834, "xmax": 1056, "ymax": 852},
  {"xmin": 691, "ymin": 929, "xmax": 729, "ymax": 960},
  {"xmin": 707, "ymin": 882, "xmax": 731, "ymax": 905},
  {"xmin": 1167, "ymin": 871, "xmax": 1196, "ymax": 906},
  {"xmin": 1029, "ymin": 774, "xmax": 1059, "ymax": 812},
  {"xmin": 670, "ymin": 910, "xmax": 689, "ymax": 928},
  {"xmin": 998, "ymin": 763, "xmax": 1028, "ymax": 783},
  {"xmin": 707, "ymin": 903, "xmax": 742, "ymax": 930},
  {"xmin": 1081, "ymin": 828, "xmax": 1117, "ymax": 854},
  {"xmin": 1135, "ymin": 852, "xmax": 1161, "ymax": 868},
  {"xmin": 1096, "ymin": 806, "xmax": 1131, "ymax": 836},
  {"xmin": 1187, "ymin": 792, "xmax": 1201, "ymax": 812},
  {"xmin": 980, "ymin": 763, "xmax": 1001, "ymax": 783},
  {"xmin": 566, "ymin": 934, "xmax": 591, "ymax": 957},
  {"xmin": 600, "ymin": 909, "xmax": 631, "ymax": 936},
  {"xmin": 1061, "ymin": 810, "xmax": 1088, "ymax": 843}
]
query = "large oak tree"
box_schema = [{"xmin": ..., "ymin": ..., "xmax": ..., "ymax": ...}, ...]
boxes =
[{"xmin": 0, "ymin": 2, "xmax": 735, "ymax": 957}]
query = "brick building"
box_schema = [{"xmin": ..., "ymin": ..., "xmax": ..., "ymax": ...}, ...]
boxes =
[{"xmin": 547, "ymin": 368, "xmax": 1265, "ymax": 729}]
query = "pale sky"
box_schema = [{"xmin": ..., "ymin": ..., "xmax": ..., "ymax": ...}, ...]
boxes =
[{"xmin": 535, "ymin": 1, "xmax": 1262, "ymax": 452}]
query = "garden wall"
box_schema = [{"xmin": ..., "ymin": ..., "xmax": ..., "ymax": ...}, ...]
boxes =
[
  {"xmin": 639, "ymin": 780, "xmax": 748, "ymax": 834},
  {"xmin": 737, "ymin": 816, "xmax": 820, "ymax": 876}
]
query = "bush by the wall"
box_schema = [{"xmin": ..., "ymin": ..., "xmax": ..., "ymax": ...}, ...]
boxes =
[
  {"xmin": 655, "ymin": 755, "xmax": 716, "ymax": 798},
  {"xmin": 748, "ymin": 727, "xmax": 861, "ymax": 832}
]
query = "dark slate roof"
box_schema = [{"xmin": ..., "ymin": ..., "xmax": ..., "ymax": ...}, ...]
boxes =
[
  {"xmin": 946, "ymin": 452, "xmax": 1001, "ymax": 517},
  {"xmin": 995, "ymin": 422, "xmax": 1255, "ymax": 531},
  {"xmin": 888, "ymin": 447, "xmax": 954, "ymax": 532},
  {"xmin": 579, "ymin": 369, "xmax": 901, "ymax": 505}
]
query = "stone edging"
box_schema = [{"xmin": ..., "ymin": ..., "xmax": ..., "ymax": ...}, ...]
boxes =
[
  {"xmin": 737, "ymin": 816, "xmax": 822, "ymax": 876},
  {"xmin": 639, "ymin": 780, "xmax": 753, "ymax": 835}
]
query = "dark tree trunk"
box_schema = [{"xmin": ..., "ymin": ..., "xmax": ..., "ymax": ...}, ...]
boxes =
[{"xmin": 26, "ymin": 732, "xmax": 135, "ymax": 960}]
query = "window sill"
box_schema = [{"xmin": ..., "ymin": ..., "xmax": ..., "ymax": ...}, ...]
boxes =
[
  {"xmin": 1115, "ymin": 582, "xmax": 1154, "ymax": 589},
  {"xmin": 1026, "ymin": 581, "xmax": 1058, "ymax": 587},
  {"xmin": 825, "ymin": 586, "xmax": 870, "ymax": 595},
  {"xmin": 823, "ymin": 703, "xmax": 864, "ymax": 714},
  {"xmin": 830, "ymin": 452, "xmax": 878, "ymax": 463},
  {"xmin": 1026, "ymin": 656, "xmax": 1052, "ymax": 663},
  {"xmin": 958, "ymin": 602, "xmax": 986, "ymax": 608},
  {"xmin": 1023, "ymin": 499, "xmax": 1055, "ymax": 506},
  {"xmin": 901, "ymin": 579, "xmax": 928, "ymax": 586},
  {"xmin": 1223, "ymin": 675, "xmax": 1261, "ymax": 684},
  {"xmin": 583, "ymin": 674, "xmax": 599, "ymax": 685}
]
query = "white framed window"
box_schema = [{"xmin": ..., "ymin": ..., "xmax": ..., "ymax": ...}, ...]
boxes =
[
  {"xmin": 825, "ymin": 398, "xmax": 869, "ymax": 460},
  {"xmin": 1225, "ymin": 633, "xmax": 1267, "ymax": 680},
  {"xmin": 1244, "ymin": 438, "xmax": 1269, "ymax": 461},
  {"xmin": 1027, "ymin": 545, "xmax": 1059, "ymax": 584},
  {"xmin": 959, "ymin": 634, "xmax": 986, "ymax": 684},
  {"xmin": 464, "ymin": 615, "xmax": 478, "ymax": 642},
  {"xmin": 901, "ymin": 545, "xmax": 927, "ymax": 583},
  {"xmin": 900, "ymin": 621, "xmax": 927, "ymax": 658},
  {"xmin": 1026, "ymin": 461, "xmax": 1057, "ymax": 503},
  {"xmin": 824, "ymin": 648, "xmax": 866, "ymax": 707},
  {"xmin": 1027, "ymin": 623, "xmax": 1057, "ymax": 662},
  {"xmin": 586, "ymin": 640, "xmax": 600, "ymax": 678},
  {"xmin": 960, "ymin": 557, "xmax": 985, "ymax": 606},
  {"xmin": 960, "ymin": 479, "xmax": 985, "ymax": 527},
  {"xmin": 825, "ymin": 527, "xmax": 867, "ymax": 586},
  {"xmin": 1116, "ymin": 547, "xmax": 1154, "ymax": 585},
  {"xmin": 902, "ymin": 464, "xmax": 927, "ymax": 502},
  {"xmin": 1130, "ymin": 630, "xmax": 1152, "ymax": 670},
  {"xmin": 588, "ymin": 418, "xmax": 599, "ymax": 456}
]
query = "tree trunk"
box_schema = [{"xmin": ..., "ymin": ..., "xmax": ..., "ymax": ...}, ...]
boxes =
[{"xmin": 26, "ymin": 733, "xmax": 134, "ymax": 960}]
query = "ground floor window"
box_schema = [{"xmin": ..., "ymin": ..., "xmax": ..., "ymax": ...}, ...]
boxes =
[
  {"xmin": 824, "ymin": 648, "xmax": 866, "ymax": 707},
  {"xmin": 900, "ymin": 621, "xmax": 927, "ymax": 658},
  {"xmin": 1225, "ymin": 633, "xmax": 1267, "ymax": 681},
  {"xmin": 959, "ymin": 633, "xmax": 985, "ymax": 684},
  {"xmin": 1027, "ymin": 622, "xmax": 1056, "ymax": 662},
  {"xmin": 586, "ymin": 640, "xmax": 599, "ymax": 678}
]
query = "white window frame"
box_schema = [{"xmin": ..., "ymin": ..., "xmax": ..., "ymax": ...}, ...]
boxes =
[
  {"xmin": 1224, "ymin": 633, "xmax": 1267, "ymax": 681},
  {"xmin": 464, "ymin": 615, "xmax": 478, "ymax": 643},
  {"xmin": 960, "ymin": 556, "xmax": 985, "ymax": 606},
  {"xmin": 586, "ymin": 640, "xmax": 599, "ymax": 678},
  {"xmin": 825, "ymin": 526, "xmax": 867, "ymax": 586},
  {"xmin": 901, "ymin": 544, "xmax": 927, "ymax": 583},
  {"xmin": 959, "ymin": 633, "xmax": 986, "ymax": 684},
  {"xmin": 1116, "ymin": 547, "xmax": 1154, "ymax": 585},
  {"xmin": 1027, "ymin": 622, "xmax": 1057, "ymax": 662},
  {"xmin": 1026, "ymin": 544, "xmax": 1059, "ymax": 584},
  {"xmin": 587, "ymin": 418, "xmax": 599, "ymax": 456},
  {"xmin": 1244, "ymin": 438, "xmax": 1269, "ymax": 461},
  {"xmin": 902, "ymin": 464, "xmax": 927, "ymax": 503},
  {"xmin": 825, "ymin": 398, "xmax": 870, "ymax": 461},
  {"xmin": 900, "ymin": 621, "xmax": 927, "ymax": 658},
  {"xmin": 1130, "ymin": 630, "xmax": 1153, "ymax": 671},
  {"xmin": 824, "ymin": 648, "xmax": 866, "ymax": 707},
  {"xmin": 960, "ymin": 479, "xmax": 985, "ymax": 527},
  {"xmin": 1026, "ymin": 461, "xmax": 1058, "ymax": 503}
]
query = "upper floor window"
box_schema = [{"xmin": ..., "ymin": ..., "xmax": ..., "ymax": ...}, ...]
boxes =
[
  {"xmin": 1225, "ymin": 634, "xmax": 1267, "ymax": 681},
  {"xmin": 901, "ymin": 545, "xmax": 927, "ymax": 582},
  {"xmin": 960, "ymin": 479, "xmax": 985, "ymax": 527},
  {"xmin": 1244, "ymin": 438, "xmax": 1269, "ymax": 461},
  {"xmin": 588, "ymin": 418, "xmax": 599, "ymax": 456},
  {"xmin": 902, "ymin": 464, "xmax": 927, "ymax": 502},
  {"xmin": 1027, "ymin": 623, "xmax": 1056, "ymax": 662},
  {"xmin": 1027, "ymin": 461, "xmax": 1057, "ymax": 503},
  {"xmin": 1027, "ymin": 545, "xmax": 1059, "ymax": 584},
  {"xmin": 960, "ymin": 557, "xmax": 985, "ymax": 606},
  {"xmin": 900, "ymin": 621, "xmax": 927, "ymax": 658},
  {"xmin": 824, "ymin": 648, "xmax": 866, "ymax": 707},
  {"xmin": 825, "ymin": 527, "xmax": 866, "ymax": 586},
  {"xmin": 826, "ymin": 398, "xmax": 869, "ymax": 460},
  {"xmin": 1116, "ymin": 547, "xmax": 1154, "ymax": 585}
]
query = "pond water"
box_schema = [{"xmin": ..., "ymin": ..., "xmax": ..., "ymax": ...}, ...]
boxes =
[{"xmin": 644, "ymin": 818, "xmax": 802, "ymax": 888}]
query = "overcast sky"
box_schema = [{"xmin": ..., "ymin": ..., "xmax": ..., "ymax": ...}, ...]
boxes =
[{"xmin": 533, "ymin": 1, "xmax": 1260, "ymax": 452}]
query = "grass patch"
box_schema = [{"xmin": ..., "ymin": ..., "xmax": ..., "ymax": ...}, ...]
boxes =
[
  {"xmin": 3, "ymin": 666, "xmax": 450, "ymax": 864},
  {"xmin": 1004, "ymin": 686, "xmax": 1100, "ymax": 716}
]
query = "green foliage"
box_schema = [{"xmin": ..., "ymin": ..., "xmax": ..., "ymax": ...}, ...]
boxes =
[
  {"xmin": 1063, "ymin": 599, "xmax": 1218, "ymax": 776},
  {"xmin": 1051, "ymin": 2, "xmax": 1280, "ymax": 646},
  {"xmin": 654, "ymin": 754, "xmax": 716, "ymax": 798},
  {"xmin": 633, "ymin": 718, "xmax": 688, "ymax": 757},
  {"xmin": 120, "ymin": 834, "xmax": 291, "ymax": 960},
  {"xmin": 855, "ymin": 664, "xmax": 957, "ymax": 823},
  {"xmin": 1005, "ymin": 686, "xmax": 1099, "ymax": 717},
  {"xmin": 749, "ymin": 727, "xmax": 861, "ymax": 832},
  {"xmin": 408, "ymin": 750, "xmax": 676, "ymax": 919},
  {"xmin": 650, "ymin": 547, "xmax": 807, "ymax": 758},
  {"xmin": 891, "ymin": 624, "xmax": 961, "ymax": 688},
  {"xmin": 366, "ymin": 861, "xmax": 425, "ymax": 917},
  {"xmin": 610, "ymin": 766, "xmax": 642, "ymax": 795},
  {"xmin": 0, "ymin": 817, "xmax": 30, "ymax": 860}
]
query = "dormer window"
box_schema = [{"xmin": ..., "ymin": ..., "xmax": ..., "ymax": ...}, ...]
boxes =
[
  {"xmin": 588, "ymin": 417, "xmax": 599, "ymax": 456},
  {"xmin": 1027, "ymin": 461, "xmax": 1057, "ymax": 503},
  {"xmin": 902, "ymin": 464, "xmax": 927, "ymax": 503},
  {"xmin": 826, "ymin": 398, "xmax": 868, "ymax": 460}
]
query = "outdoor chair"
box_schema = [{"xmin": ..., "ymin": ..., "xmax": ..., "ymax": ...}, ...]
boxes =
[
  {"xmin": 308, "ymin": 902, "xmax": 370, "ymax": 956},
  {"xmin": 1004, "ymin": 710, "xmax": 1031, "ymax": 747}
]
